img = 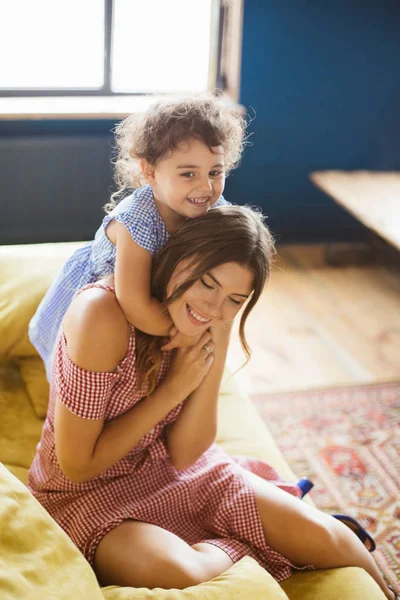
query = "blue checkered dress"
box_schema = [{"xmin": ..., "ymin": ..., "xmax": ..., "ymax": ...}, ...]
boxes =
[{"xmin": 29, "ymin": 185, "xmax": 228, "ymax": 379}]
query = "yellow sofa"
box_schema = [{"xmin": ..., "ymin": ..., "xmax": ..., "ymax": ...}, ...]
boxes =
[{"xmin": 0, "ymin": 242, "xmax": 386, "ymax": 600}]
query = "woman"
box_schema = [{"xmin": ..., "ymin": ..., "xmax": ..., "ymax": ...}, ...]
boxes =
[{"xmin": 28, "ymin": 206, "xmax": 396, "ymax": 598}]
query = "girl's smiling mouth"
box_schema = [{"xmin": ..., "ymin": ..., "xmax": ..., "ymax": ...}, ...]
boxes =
[{"xmin": 186, "ymin": 197, "xmax": 211, "ymax": 206}]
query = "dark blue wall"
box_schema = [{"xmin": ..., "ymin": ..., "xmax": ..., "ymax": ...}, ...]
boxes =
[
  {"xmin": 0, "ymin": 120, "xmax": 115, "ymax": 244},
  {"xmin": 225, "ymin": 0, "xmax": 400, "ymax": 242}
]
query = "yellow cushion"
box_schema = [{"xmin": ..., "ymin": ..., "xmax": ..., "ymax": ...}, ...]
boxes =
[
  {"xmin": 18, "ymin": 356, "xmax": 49, "ymax": 419},
  {"xmin": 0, "ymin": 364, "xmax": 43, "ymax": 470},
  {"xmin": 0, "ymin": 462, "xmax": 104, "ymax": 600},
  {"xmin": 281, "ymin": 567, "xmax": 386, "ymax": 599},
  {"xmin": 102, "ymin": 557, "xmax": 289, "ymax": 599},
  {"xmin": 0, "ymin": 242, "xmax": 84, "ymax": 358},
  {"xmin": 3, "ymin": 464, "xmax": 29, "ymax": 486}
]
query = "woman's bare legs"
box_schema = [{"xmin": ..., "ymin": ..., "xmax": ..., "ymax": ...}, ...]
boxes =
[
  {"xmin": 94, "ymin": 520, "xmax": 233, "ymax": 589},
  {"xmin": 94, "ymin": 479, "xmax": 396, "ymax": 596},
  {"xmin": 246, "ymin": 471, "xmax": 395, "ymax": 600}
]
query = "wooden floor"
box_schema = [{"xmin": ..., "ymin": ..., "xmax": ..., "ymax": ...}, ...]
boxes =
[{"xmin": 227, "ymin": 244, "xmax": 400, "ymax": 395}]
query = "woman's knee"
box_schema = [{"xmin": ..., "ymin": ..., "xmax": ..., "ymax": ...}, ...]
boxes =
[
  {"xmin": 302, "ymin": 513, "xmax": 353, "ymax": 565},
  {"xmin": 94, "ymin": 520, "xmax": 228, "ymax": 589},
  {"xmin": 96, "ymin": 541, "xmax": 205, "ymax": 589}
]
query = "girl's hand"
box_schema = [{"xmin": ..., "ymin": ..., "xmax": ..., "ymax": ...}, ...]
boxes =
[
  {"xmin": 161, "ymin": 326, "xmax": 202, "ymax": 351},
  {"xmin": 164, "ymin": 331, "xmax": 215, "ymax": 399}
]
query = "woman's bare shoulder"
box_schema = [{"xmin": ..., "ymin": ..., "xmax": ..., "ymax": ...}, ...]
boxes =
[{"xmin": 63, "ymin": 286, "xmax": 130, "ymax": 373}]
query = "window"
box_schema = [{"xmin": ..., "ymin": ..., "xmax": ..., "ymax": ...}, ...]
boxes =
[
  {"xmin": 0, "ymin": 0, "xmax": 105, "ymax": 91},
  {"xmin": 111, "ymin": 0, "xmax": 212, "ymax": 93},
  {"xmin": 218, "ymin": 0, "xmax": 244, "ymax": 103},
  {"xmin": 0, "ymin": 0, "xmax": 225, "ymax": 96}
]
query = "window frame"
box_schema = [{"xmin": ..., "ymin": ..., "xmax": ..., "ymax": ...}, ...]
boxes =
[
  {"xmin": 0, "ymin": 0, "xmax": 237, "ymax": 98},
  {"xmin": 218, "ymin": 0, "xmax": 244, "ymax": 103}
]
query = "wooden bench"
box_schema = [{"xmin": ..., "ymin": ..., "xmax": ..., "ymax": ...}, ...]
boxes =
[{"xmin": 310, "ymin": 170, "xmax": 400, "ymax": 252}]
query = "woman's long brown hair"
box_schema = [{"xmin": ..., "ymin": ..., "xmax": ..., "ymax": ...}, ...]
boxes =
[{"xmin": 135, "ymin": 205, "xmax": 275, "ymax": 394}]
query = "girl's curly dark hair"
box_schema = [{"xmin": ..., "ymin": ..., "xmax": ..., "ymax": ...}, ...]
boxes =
[{"xmin": 105, "ymin": 94, "xmax": 247, "ymax": 212}]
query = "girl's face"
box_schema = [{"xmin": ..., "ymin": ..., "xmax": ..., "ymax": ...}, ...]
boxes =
[
  {"xmin": 167, "ymin": 260, "xmax": 254, "ymax": 336},
  {"xmin": 141, "ymin": 138, "xmax": 225, "ymax": 228}
]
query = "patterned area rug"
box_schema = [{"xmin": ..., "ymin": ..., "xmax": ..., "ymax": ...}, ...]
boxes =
[{"xmin": 252, "ymin": 381, "xmax": 400, "ymax": 588}]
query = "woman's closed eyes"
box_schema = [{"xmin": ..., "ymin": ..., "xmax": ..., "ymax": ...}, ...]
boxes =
[{"xmin": 200, "ymin": 277, "xmax": 242, "ymax": 305}]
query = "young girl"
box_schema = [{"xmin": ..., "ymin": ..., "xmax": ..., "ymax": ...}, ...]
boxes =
[{"xmin": 29, "ymin": 95, "xmax": 246, "ymax": 379}]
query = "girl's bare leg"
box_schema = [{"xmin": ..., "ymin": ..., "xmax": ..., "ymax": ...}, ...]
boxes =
[
  {"xmin": 94, "ymin": 520, "xmax": 233, "ymax": 589},
  {"xmin": 246, "ymin": 471, "xmax": 395, "ymax": 600}
]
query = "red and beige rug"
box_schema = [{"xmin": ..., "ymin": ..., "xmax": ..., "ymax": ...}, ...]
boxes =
[{"xmin": 252, "ymin": 381, "xmax": 400, "ymax": 588}]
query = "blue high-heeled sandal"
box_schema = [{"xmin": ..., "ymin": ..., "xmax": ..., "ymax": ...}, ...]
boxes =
[
  {"xmin": 332, "ymin": 514, "xmax": 376, "ymax": 552},
  {"xmin": 296, "ymin": 477, "xmax": 314, "ymax": 498}
]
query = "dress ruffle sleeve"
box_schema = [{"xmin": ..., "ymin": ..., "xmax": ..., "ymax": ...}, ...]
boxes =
[{"xmin": 54, "ymin": 333, "xmax": 119, "ymax": 420}]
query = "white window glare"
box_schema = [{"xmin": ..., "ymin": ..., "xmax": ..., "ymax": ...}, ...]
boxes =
[
  {"xmin": 0, "ymin": 0, "xmax": 104, "ymax": 89},
  {"xmin": 111, "ymin": 0, "xmax": 212, "ymax": 93}
]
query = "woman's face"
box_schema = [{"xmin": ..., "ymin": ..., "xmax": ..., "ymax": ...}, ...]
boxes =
[{"xmin": 167, "ymin": 260, "xmax": 254, "ymax": 336}]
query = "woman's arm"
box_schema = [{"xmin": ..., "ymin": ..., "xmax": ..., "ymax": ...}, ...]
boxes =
[
  {"xmin": 55, "ymin": 292, "xmax": 213, "ymax": 483},
  {"xmin": 55, "ymin": 376, "xmax": 183, "ymax": 483},
  {"xmin": 55, "ymin": 289, "xmax": 184, "ymax": 483},
  {"xmin": 165, "ymin": 323, "xmax": 232, "ymax": 470},
  {"xmin": 112, "ymin": 220, "xmax": 172, "ymax": 336}
]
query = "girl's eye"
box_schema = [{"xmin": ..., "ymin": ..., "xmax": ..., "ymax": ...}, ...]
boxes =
[
  {"xmin": 230, "ymin": 297, "xmax": 242, "ymax": 306},
  {"xmin": 181, "ymin": 172, "xmax": 195, "ymax": 179},
  {"xmin": 210, "ymin": 170, "xmax": 223, "ymax": 178},
  {"xmin": 200, "ymin": 278, "xmax": 214, "ymax": 290}
]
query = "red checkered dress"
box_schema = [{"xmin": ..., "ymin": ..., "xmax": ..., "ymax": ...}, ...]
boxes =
[{"xmin": 28, "ymin": 284, "xmax": 313, "ymax": 582}]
